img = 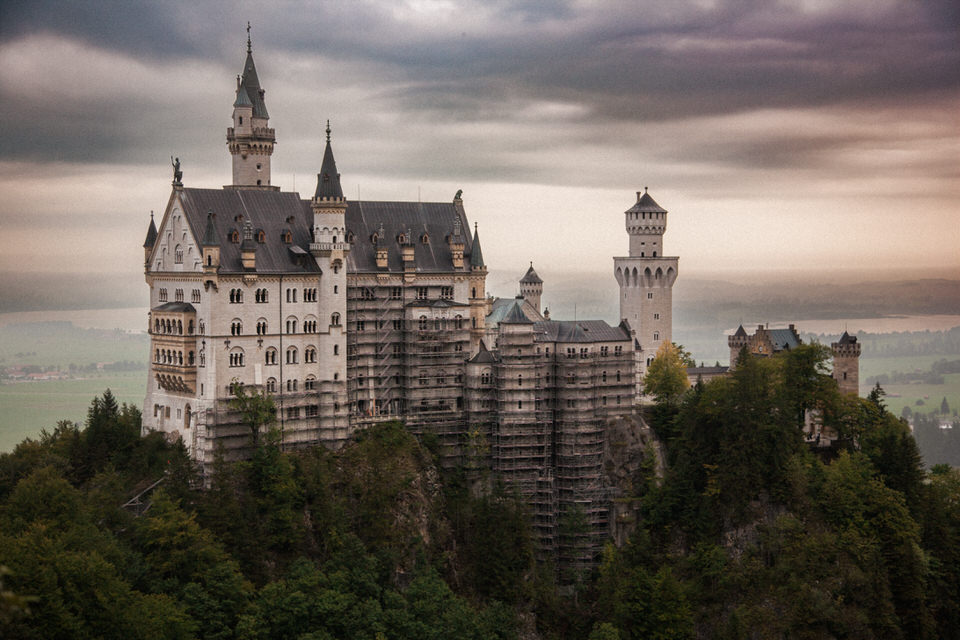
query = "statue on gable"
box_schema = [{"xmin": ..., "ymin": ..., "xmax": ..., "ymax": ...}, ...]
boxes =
[{"xmin": 171, "ymin": 156, "xmax": 183, "ymax": 186}]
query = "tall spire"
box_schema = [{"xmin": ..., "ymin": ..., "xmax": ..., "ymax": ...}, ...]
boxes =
[
  {"xmin": 227, "ymin": 25, "xmax": 276, "ymax": 189},
  {"xmin": 314, "ymin": 120, "xmax": 343, "ymax": 200},
  {"xmin": 143, "ymin": 212, "xmax": 158, "ymax": 248},
  {"xmin": 470, "ymin": 222, "xmax": 485, "ymax": 268}
]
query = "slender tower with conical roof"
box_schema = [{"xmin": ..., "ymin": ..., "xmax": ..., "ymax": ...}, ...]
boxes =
[
  {"xmin": 469, "ymin": 222, "xmax": 488, "ymax": 351},
  {"xmin": 613, "ymin": 188, "xmax": 679, "ymax": 387},
  {"xmin": 226, "ymin": 24, "xmax": 277, "ymax": 190}
]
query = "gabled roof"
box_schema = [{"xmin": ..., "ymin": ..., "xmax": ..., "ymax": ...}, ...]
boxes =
[
  {"xmin": 469, "ymin": 340, "xmax": 499, "ymax": 364},
  {"xmin": 837, "ymin": 331, "xmax": 857, "ymax": 345},
  {"xmin": 314, "ymin": 123, "xmax": 343, "ymax": 200},
  {"xmin": 501, "ymin": 301, "xmax": 533, "ymax": 324},
  {"xmin": 520, "ymin": 262, "xmax": 542, "ymax": 284},
  {"xmin": 178, "ymin": 188, "xmax": 320, "ymax": 274},
  {"xmin": 236, "ymin": 47, "xmax": 268, "ymax": 118},
  {"xmin": 768, "ymin": 328, "xmax": 801, "ymax": 351},
  {"xmin": 143, "ymin": 214, "xmax": 158, "ymax": 248},
  {"xmin": 625, "ymin": 188, "xmax": 667, "ymax": 214},
  {"xmin": 534, "ymin": 320, "xmax": 631, "ymax": 343},
  {"xmin": 405, "ymin": 299, "xmax": 469, "ymax": 309},
  {"xmin": 345, "ymin": 200, "xmax": 477, "ymax": 272},
  {"xmin": 486, "ymin": 297, "xmax": 543, "ymax": 326},
  {"xmin": 470, "ymin": 224, "xmax": 484, "ymax": 268}
]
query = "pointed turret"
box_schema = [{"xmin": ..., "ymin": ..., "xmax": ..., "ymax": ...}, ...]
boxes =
[
  {"xmin": 143, "ymin": 213, "xmax": 158, "ymax": 248},
  {"xmin": 310, "ymin": 121, "xmax": 349, "ymax": 263},
  {"xmin": 470, "ymin": 222, "xmax": 485, "ymax": 269},
  {"xmin": 201, "ymin": 211, "xmax": 220, "ymax": 276},
  {"xmin": 226, "ymin": 24, "xmax": 277, "ymax": 190},
  {"xmin": 143, "ymin": 212, "xmax": 157, "ymax": 266},
  {"xmin": 314, "ymin": 121, "xmax": 343, "ymax": 200}
]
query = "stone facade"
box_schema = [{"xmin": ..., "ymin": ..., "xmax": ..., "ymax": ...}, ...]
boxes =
[
  {"xmin": 142, "ymin": 39, "xmax": 666, "ymax": 568},
  {"xmin": 613, "ymin": 189, "xmax": 678, "ymax": 391}
]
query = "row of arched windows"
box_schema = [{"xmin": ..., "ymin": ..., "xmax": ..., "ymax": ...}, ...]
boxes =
[
  {"xmin": 154, "ymin": 317, "xmax": 194, "ymax": 335},
  {"xmin": 228, "ymin": 315, "xmax": 336, "ymax": 336},
  {"xmin": 229, "ymin": 288, "xmax": 243, "ymax": 303},
  {"xmin": 155, "ymin": 348, "xmax": 195, "ymax": 366},
  {"xmin": 265, "ymin": 376, "xmax": 318, "ymax": 393}
]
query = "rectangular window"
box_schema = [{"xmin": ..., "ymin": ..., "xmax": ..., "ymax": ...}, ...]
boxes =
[
  {"xmin": 192, "ymin": 289, "xmax": 201, "ymax": 303},
  {"xmin": 566, "ymin": 347, "xmax": 576, "ymax": 359},
  {"xmin": 357, "ymin": 320, "xmax": 365, "ymax": 332},
  {"xmin": 175, "ymin": 289, "xmax": 183, "ymax": 302},
  {"xmin": 654, "ymin": 313, "xmax": 660, "ymax": 320},
  {"xmin": 393, "ymin": 319, "xmax": 403, "ymax": 330},
  {"xmin": 305, "ymin": 405, "xmax": 319, "ymax": 417},
  {"xmin": 440, "ymin": 286, "xmax": 453, "ymax": 300},
  {"xmin": 391, "ymin": 287, "xmax": 402, "ymax": 299},
  {"xmin": 647, "ymin": 292, "xmax": 654, "ymax": 299},
  {"xmin": 417, "ymin": 287, "xmax": 428, "ymax": 300}
]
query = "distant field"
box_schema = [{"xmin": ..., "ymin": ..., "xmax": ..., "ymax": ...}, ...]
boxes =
[
  {"xmin": 0, "ymin": 372, "xmax": 146, "ymax": 452},
  {"xmin": 859, "ymin": 355, "xmax": 955, "ymax": 381},
  {"xmin": 878, "ymin": 374, "xmax": 960, "ymax": 420},
  {"xmin": 0, "ymin": 321, "xmax": 148, "ymax": 369}
]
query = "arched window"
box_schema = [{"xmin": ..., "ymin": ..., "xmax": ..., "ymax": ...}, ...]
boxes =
[
  {"xmin": 331, "ymin": 312, "xmax": 341, "ymax": 326},
  {"xmin": 286, "ymin": 346, "xmax": 298, "ymax": 364},
  {"xmin": 653, "ymin": 332, "xmax": 660, "ymax": 341},
  {"xmin": 455, "ymin": 315, "xmax": 463, "ymax": 329},
  {"xmin": 616, "ymin": 370, "xmax": 621, "ymax": 382},
  {"xmin": 174, "ymin": 245, "xmax": 183, "ymax": 264},
  {"xmin": 188, "ymin": 351, "xmax": 194, "ymax": 365},
  {"xmin": 305, "ymin": 376, "xmax": 317, "ymax": 391},
  {"xmin": 286, "ymin": 318, "xmax": 298, "ymax": 334},
  {"xmin": 305, "ymin": 347, "xmax": 316, "ymax": 363},
  {"xmin": 231, "ymin": 320, "xmax": 242, "ymax": 336},
  {"xmin": 207, "ymin": 255, "xmax": 212, "ymax": 266},
  {"xmin": 230, "ymin": 230, "xmax": 240, "ymax": 243},
  {"xmin": 256, "ymin": 319, "xmax": 267, "ymax": 335},
  {"xmin": 266, "ymin": 377, "xmax": 277, "ymax": 392},
  {"xmin": 265, "ymin": 348, "xmax": 277, "ymax": 365},
  {"xmin": 257, "ymin": 230, "xmax": 265, "ymax": 243},
  {"xmin": 333, "ymin": 344, "xmax": 339, "ymax": 355},
  {"xmin": 229, "ymin": 349, "xmax": 245, "ymax": 367}
]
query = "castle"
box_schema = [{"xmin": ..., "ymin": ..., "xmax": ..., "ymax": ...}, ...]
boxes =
[{"xmin": 141, "ymin": 36, "xmax": 676, "ymax": 565}]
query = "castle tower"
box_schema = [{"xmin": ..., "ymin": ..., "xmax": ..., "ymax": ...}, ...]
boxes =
[
  {"xmin": 469, "ymin": 222, "xmax": 488, "ymax": 351},
  {"xmin": 226, "ymin": 27, "xmax": 277, "ymax": 190},
  {"xmin": 728, "ymin": 324, "xmax": 748, "ymax": 368},
  {"xmin": 613, "ymin": 188, "xmax": 679, "ymax": 383},
  {"xmin": 831, "ymin": 331, "xmax": 861, "ymax": 395},
  {"xmin": 519, "ymin": 262, "xmax": 543, "ymax": 315}
]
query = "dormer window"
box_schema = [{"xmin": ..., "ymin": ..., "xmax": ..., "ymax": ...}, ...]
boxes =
[
  {"xmin": 398, "ymin": 233, "xmax": 407, "ymax": 244},
  {"xmin": 282, "ymin": 231, "xmax": 292, "ymax": 244},
  {"xmin": 370, "ymin": 233, "xmax": 378, "ymax": 244},
  {"xmin": 421, "ymin": 233, "xmax": 429, "ymax": 244},
  {"xmin": 234, "ymin": 214, "xmax": 243, "ymax": 222},
  {"xmin": 347, "ymin": 232, "xmax": 355, "ymax": 243},
  {"xmin": 256, "ymin": 230, "xmax": 265, "ymax": 243},
  {"xmin": 229, "ymin": 229, "xmax": 240, "ymax": 243}
]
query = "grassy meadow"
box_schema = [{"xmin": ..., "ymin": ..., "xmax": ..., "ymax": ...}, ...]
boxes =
[{"xmin": 0, "ymin": 372, "xmax": 146, "ymax": 452}]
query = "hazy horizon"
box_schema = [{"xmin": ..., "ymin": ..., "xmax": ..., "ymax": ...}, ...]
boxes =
[{"xmin": 1, "ymin": 0, "xmax": 957, "ymax": 289}]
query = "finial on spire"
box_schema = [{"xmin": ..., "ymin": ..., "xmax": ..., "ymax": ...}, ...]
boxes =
[
  {"xmin": 644, "ymin": 186, "xmax": 648, "ymax": 193},
  {"xmin": 326, "ymin": 119, "xmax": 331, "ymax": 143},
  {"xmin": 247, "ymin": 22, "xmax": 252, "ymax": 53}
]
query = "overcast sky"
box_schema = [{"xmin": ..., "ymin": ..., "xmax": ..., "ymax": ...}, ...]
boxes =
[{"xmin": 1, "ymin": 0, "xmax": 957, "ymax": 302}]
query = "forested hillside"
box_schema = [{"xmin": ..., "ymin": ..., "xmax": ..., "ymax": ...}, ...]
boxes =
[{"xmin": 3, "ymin": 343, "xmax": 960, "ymax": 639}]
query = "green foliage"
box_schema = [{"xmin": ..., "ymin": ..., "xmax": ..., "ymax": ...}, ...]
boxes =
[
  {"xmin": 230, "ymin": 382, "xmax": 277, "ymax": 446},
  {"xmin": 643, "ymin": 342, "xmax": 690, "ymax": 406}
]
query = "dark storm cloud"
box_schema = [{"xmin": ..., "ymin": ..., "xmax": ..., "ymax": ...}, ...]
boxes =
[{"xmin": 0, "ymin": 0, "xmax": 957, "ymax": 175}]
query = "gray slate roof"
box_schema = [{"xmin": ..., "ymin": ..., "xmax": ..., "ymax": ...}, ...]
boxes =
[
  {"xmin": 500, "ymin": 301, "xmax": 533, "ymax": 324},
  {"xmin": 469, "ymin": 340, "xmax": 499, "ymax": 364},
  {"xmin": 625, "ymin": 189, "xmax": 667, "ymax": 214},
  {"xmin": 236, "ymin": 49, "xmax": 268, "ymax": 118},
  {"xmin": 153, "ymin": 302, "xmax": 197, "ymax": 313},
  {"xmin": 768, "ymin": 328, "xmax": 801, "ymax": 351},
  {"xmin": 733, "ymin": 324, "xmax": 748, "ymax": 338},
  {"xmin": 178, "ymin": 187, "xmax": 479, "ymax": 275},
  {"xmin": 143, "ymin": 214, "xmax": 158, "ymax": 248},
  {"xmin": 314, "ymin": 130, "xmax": 343, "ymax": 199},
  {"xmin": 486, "ymin": 297, "xmax": 543, "ymax": 327},
  {"xmin": 837, "ymin": 331, "xmax": 857, "ymax": 345},
  {"xmin": 520, "ymin": 263, "xmax": 542, "ymax": 284},
  {"xmin": 534, "ymin": 320, "xmax": 631, "ymax": 343},
  {"xmin": 179, "ymin": 188, "xmax": 320, "ymax": 274},
  {"xmin": 470, "ymin": 226, "xmax": 484, "ymax": 267},
  {"xmin": 345, "ymin": 200, "xmax": 478, "ymax": 273}
]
